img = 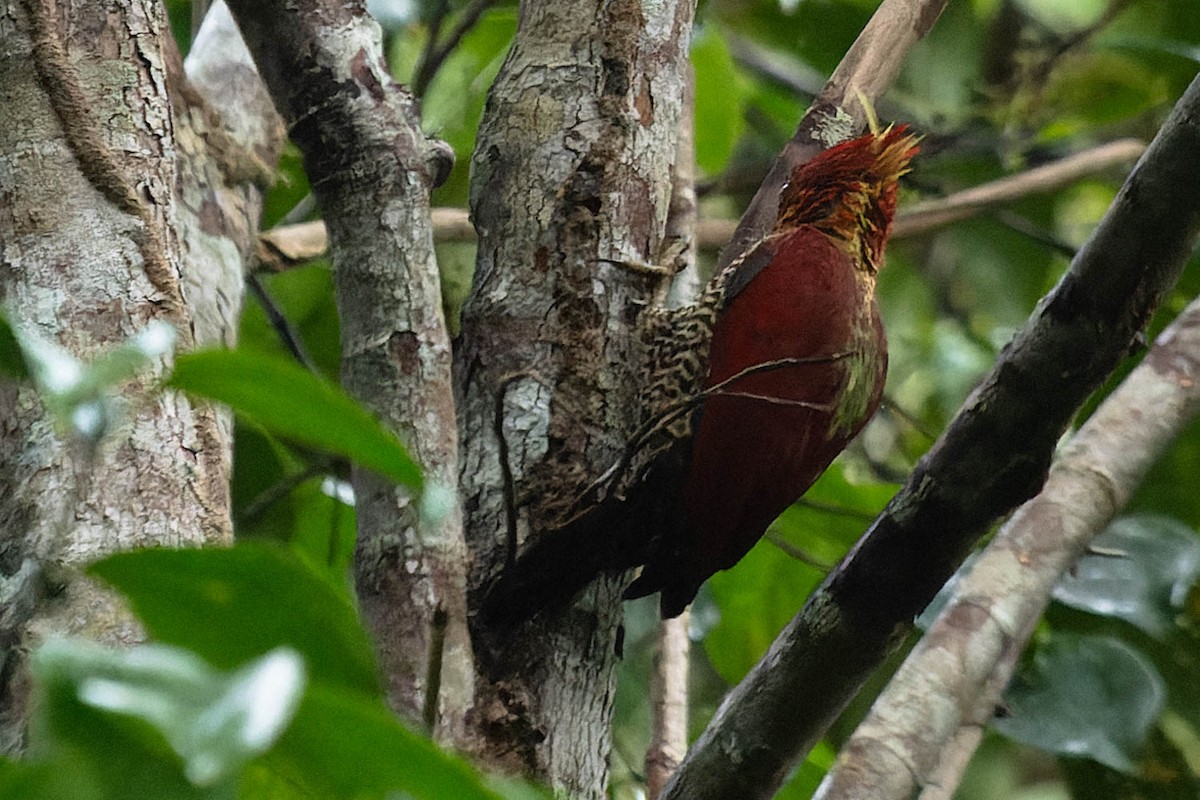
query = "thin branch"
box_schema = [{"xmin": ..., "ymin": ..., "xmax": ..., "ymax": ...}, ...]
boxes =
[
  {"xmin": 880, "ymin": 396, "xmax": 938, "ymax": 442},
  {"xmin": 236, "ymin": 458, "xmax": 335, "ymax": 524},
  {"xmin": 816, "ymin": 280, "xmax": 1200, "ymax": 800},
  {"xmin": 412, "ymin": 0, "xmax": 496, "ymax": 97},
  {"xmin": 414, "ymin": 0, "xmax": 452, "ymax": 96},
  {"xmin": 765, "ymin": 531, "xmax": 835, "ymax": 572},
  {"xmin": 662, "ymin": 71, "xmax": 1200, "ymax": 800},
  {"xmin": 794, "ymin": 498, "xmax": 879, "ymax": 522},
  {"xmin": 645, "ymin": 67, "xmax": 697, "ymax": 800},
  {"xmin": 890, "ymin": 138, "xmax": 1146, "ymax": 239},
  {"xmin": 1038, "ymin": 0, "xmax": 1134, "ymax": 79},
  {"xmin": 647, "ymin": 612, "xmax": 691, "ymax": 799},
  {"xmin": 992, "ymin": 209, "xmax": 1078, "ymax": 257},
  {"xmin": 558, "ymin": 352, "xmax": 854, "ymax": 527},
  {"xmin": 253, "ymin": 139, "xmax": 1143, "ymax": 270},
  {"xmin": 245, "ymin": 271, "xmax": 320, "ymax": 373}
]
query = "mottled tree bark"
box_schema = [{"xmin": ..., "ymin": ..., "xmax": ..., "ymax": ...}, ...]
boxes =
[
  {"xmin": 0, "ymin": 0, "xmax": 278, "ymax": 751},
  {"xmin": 454, "ymin": 0, "xmax": 694, "ymax": 793},
  {"xmin": 220, "ymin": 0, "xmax": 473, "ymax": 737}
]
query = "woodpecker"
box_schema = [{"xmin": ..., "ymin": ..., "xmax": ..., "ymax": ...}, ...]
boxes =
[{"xmin": 625, "ymin": 125, "xmax": 920, "ymax": 616}]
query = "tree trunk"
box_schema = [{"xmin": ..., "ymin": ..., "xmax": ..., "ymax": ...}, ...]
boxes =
[
  {"xmin": 0, "ymin": 0, "xmax": 278, "ymax": 751},
  {"xmin": 455, "ymin": 0, "xmax": 694, "ymax": 793}
]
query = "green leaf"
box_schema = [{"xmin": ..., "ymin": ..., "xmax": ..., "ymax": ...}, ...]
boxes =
[
  {"xmin": 89, "ymin": 544, "xmax": 380, "ymax": 696},
  {"xmin": 169, "ymin": 349, "xmax": 422, "ymax": 493},
  {"xmin": 691, "ymin": 26, "xmax": 746, "ymax": 175},
  {"xmin": 0, "ymin": 759, "xmax": 52, "ymax": 800},
  {"xmin": 33, "ymin": 640, "xmax": 303, "ymax": 788},
  {"xmin": 0, "ymin": 314, "xmax": 29, "ymax": 379},
  {"xmin": 993, "ymin": 633, "xmax": 1165, "ymax": 773},
  {"xmin": 1052, "ymin": 515, "xmax": 1200, "ymax": 639},
  {"xmin": 4, "ymin": 319, "xmax": 175, "ymax": 442},
  {"xmin": 265, "ymin": 684, "xmax": 546, "ymax": 800}
]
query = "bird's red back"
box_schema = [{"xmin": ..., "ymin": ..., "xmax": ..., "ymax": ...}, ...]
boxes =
[
  {"xmin": 682, "ymin": 228, "xmax": 886, "ymax": 603},
  {"xmin": 649, "ymin": 127, "xmax": 918, "ymax": 616}
]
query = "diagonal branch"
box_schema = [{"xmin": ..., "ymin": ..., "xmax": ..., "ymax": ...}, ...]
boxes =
[
  {"xmin": 815, "ymin": 281, "xmax": 1200, "ymax": 800},
  {"xmin": 663, "ymin": 70, "xmax": 1200, "ymax": 800},
  {"xmin": 253, "ymin": 139, "xmax": 1144, "ymax": 269},
  {"xmin": 412, "ymin": 0, "xmax": 497, "ymax": 97},
  {"xmin": 716, "ymin": 0, "xmax": 951, "ymax": 273},
  {"xmin": 891, "ymin": 138, "xmax": 1147, "ymax": 238}
]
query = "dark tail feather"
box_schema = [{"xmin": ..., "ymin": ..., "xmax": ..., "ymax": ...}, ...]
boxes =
[
  {"xmin": 622, "ymin": 549, "xmax": 699, "ymax": 619},
  {"xmin": 477, "ymin": 503, "xmax": 627, "ymax": 632},
  {"xmin": 477, "ymin": 442, "xmax": 694, "ymax": 630}
]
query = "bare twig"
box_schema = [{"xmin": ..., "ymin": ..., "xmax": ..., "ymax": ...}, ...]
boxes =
[
  {"xmin": 412, "ymin": 0, "xmax": 451, "ymax": 96},
  {"xmin": 254, "ymin": 139, "xmax": 1144, "ymax": 270},
  {"xmin": 816, "ymin": 282, "xmax": 1200, "ymax": 800},
  {"xmin": 236, "ymin": 458, "xmax": 336, "ymax": 524},
  {"xmin": 647, "ymin": 612, "xmax": 691, "ymax": 799},
  {"xmin": 412, "ymin": 0, "xmax": 496, "ymax": 97},
  {"xmin": 765, "ymin": 531, "xmax": 835, "ymax": 572},
  {"xmin": 245, "ymin": 271, "xmax": 320, "ymax": 373},
  {"xmin": 992, "ymin": 209, "xmax": 1078, "ymax": 257},
  {"xmin": 645, "ymin": 69, "xmax": 697, "ymax": 800},
  {"xmin": 891, "ymin": 138, "xmax": 1146, "ymax": 238}
]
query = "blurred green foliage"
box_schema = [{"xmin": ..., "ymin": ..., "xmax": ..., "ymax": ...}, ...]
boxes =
[
  {"xmin": 1, "ymin": 546, "xmax": 547, "ymax": 800},
  {"xmin": 14, "ymin": 0, "xmax": 1200, "ymax": 798}
]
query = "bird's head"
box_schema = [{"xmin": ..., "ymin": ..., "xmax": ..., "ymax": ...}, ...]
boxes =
[{"xmin": 776, "ymin": 125, "xmax": 919, "ymax": 273}]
